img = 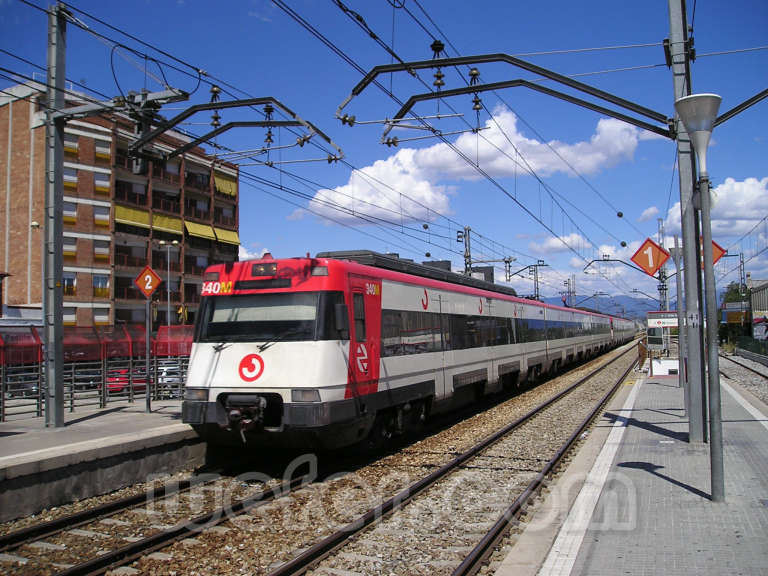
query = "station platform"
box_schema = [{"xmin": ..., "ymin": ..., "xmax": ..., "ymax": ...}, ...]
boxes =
[
  {"xmin": 495, "ymin": 360, "xmax": 768, "ymax": 576},
  {"xmin": 0, "ymin": 400, "xmax": 203, "ymax": 523}
]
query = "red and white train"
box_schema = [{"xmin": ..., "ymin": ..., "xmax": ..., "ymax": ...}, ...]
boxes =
[{"xmin": 182, "ymin": 251, "xmax": 635, "ymax": 449}]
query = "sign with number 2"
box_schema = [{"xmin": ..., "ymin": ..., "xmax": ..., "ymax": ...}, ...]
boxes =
[{"xmin": 134, "ymin": 265, "xmax": 162, "ymax": 299}]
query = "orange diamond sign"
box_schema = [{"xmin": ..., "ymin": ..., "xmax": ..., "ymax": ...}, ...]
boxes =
[
  {"xmin": 631, "ymin": 238, "xmax": 670, "ymax": 277},
  {"xmin": 701, "ymin": 239, "xmax": 726, "ymax": 269},
  {"xmin": 134, "ymin": 265, "xmax": 162, "ymax": 299}
]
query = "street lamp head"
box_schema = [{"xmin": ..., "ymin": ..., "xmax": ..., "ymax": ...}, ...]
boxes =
[
  {"xmin": 172, "ymin": 239, "xmax": 179, "ymax": 246},
  {"xmin": 674, "ymin": 93, "xmax": 721, "ymax": 177}
]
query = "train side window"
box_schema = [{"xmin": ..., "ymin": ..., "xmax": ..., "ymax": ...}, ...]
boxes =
[{"xmin": 353, "ymin": 293, "xmax": 366, "ymax": 342}]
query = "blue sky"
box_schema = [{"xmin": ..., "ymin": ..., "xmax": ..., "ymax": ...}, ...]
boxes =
[{"xmin": 2, "ymin": 0, "xmax": 766, "ymax": 310}]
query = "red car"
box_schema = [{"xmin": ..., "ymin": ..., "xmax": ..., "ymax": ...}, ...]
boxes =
[{"xmin": 106, "ymin": 369, "xmax": 147, "ymax": 393}]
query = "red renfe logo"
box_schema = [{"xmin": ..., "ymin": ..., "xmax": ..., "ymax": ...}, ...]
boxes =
[{"xmin": 238, "ymin": 354, "xmax": 265, "ymax": 382}]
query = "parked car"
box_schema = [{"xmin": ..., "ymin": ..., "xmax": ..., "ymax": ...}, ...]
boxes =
[
  {"xmin": 4, "ymin": 373, "xmax": 40, "ymax": 399},
  {"xmin": 158, "ymin": 366, "xmax": 183, "ymax": 385},
  {"xmin": 106, "ymin": 369, "xmax": 147, "ymax": 393}
]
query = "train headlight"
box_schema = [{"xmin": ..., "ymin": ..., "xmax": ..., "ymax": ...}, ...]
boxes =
[
  {"xmin": 291, "ymin": 389, "xmax": 320, "ymax": 402},
  {"xmin": 184, "ymin": 388, "xmax": 208, "ymax": 401}
]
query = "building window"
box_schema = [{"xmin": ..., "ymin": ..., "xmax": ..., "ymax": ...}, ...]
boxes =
[
  {"xmin": 93, "ymin": 239, "xmax": 110, "ymax": 260},
  {"xmin": 93, "ymin": 274, "xmax": 110, "ymax": 298},
  {"xmin": 63, "ymin": 306, "xmax": 76, "ymax": 326},
  {"xmin": 63, "ymin": 201, "xmax": 77, "ymax": 224},
  {"xmin": 95, "ymin": 141, "xmax": 111, "ymax": 159},
  {"xmin": 63, "ymin": 167, "xmax": 77, "ymax": 188},
  {"xmin": 64, "ymin": 133, "xmax": 79, "ymax": 154},
  {"xmin": 94, "ymin": 205, "xmax": 110, "ymax": 227},
  {"xmin": 62, "ymin": 272, "xmax": 77, "ymax": 296},
  {"xmin": 94, "ymin": 173, "xmax": 110, "ymax": 194},
  {"xmin": 94, "ymin": 308, "xmax": 110, "ymax": 325},
  {"xmin": 63, "ymin": 237, "xmax": 77, "ymax": 258}
]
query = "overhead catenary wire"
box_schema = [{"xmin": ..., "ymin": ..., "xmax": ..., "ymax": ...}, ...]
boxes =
[
  {"xmin": 405, "ymin": 1, "xmax": 647, "ymax": 241},
  {"xmin": 9, "ymin": 0, "xmax": 469, "ymax": 266},
  {"xmin": 274, "ymin": 0, "xmax": 643, "ymax": 296},
  {"xmin": 9, "ymin": 0, "xmax": 651, "ymax": 296}
]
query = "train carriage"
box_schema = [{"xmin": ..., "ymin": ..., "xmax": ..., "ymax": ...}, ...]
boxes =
[{"xmin": 182, "ymin": 250, "xmax": 634, "ymax": 449}]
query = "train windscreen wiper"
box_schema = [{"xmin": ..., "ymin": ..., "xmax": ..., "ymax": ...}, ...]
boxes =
[{"xmin": 257, "ymin": 328, "xmax": 305, "ymax": 352}]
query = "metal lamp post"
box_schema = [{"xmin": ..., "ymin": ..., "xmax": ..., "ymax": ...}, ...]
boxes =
[
  {"xmin": 675, "ymin": 93, "xmax": 724, "ymax": 502},
  {"xmin": 158, "ymin": 239, "xmax": 178, "ymax": 328}
]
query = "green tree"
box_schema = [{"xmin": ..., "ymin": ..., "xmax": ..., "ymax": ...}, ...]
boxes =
[{"xmin": 719, "ymin": 281, "xmax": 750, "ymax": 345}]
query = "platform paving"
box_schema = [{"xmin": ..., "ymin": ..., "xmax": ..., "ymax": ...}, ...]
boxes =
[
  {"xmin": 0, "ymin": 400, "xmax": 187, "ymax": 462},
  {"xmin": 497, "ymin": 367, "xmax": 768, "ymax": 575},
  {"xmin": 0, "ymin": 400, "xmax": 203, "ymax": 523}
]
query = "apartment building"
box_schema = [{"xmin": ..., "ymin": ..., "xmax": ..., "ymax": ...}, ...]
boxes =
[{"xmin": 0, "ymin": 82, "xmax": 239, "ymax": 327}]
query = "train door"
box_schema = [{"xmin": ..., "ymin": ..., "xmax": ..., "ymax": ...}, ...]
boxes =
[{"xmin": 346, "ymin": 275, "xmax": 382, "ymax": 399}]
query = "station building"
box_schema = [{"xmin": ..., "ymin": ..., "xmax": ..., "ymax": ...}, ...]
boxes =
[{"xmin": 0, "ymin": 82, "xmax": 239, "ymax": 327}]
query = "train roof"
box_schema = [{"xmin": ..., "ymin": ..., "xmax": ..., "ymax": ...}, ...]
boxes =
[{"xmin": 315, "ymin": 250, "xmax": 522, "ymax": 300}]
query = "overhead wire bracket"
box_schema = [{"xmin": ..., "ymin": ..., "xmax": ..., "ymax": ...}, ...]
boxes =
[{"xmin": 128, "ymin": 96, "xmax": 343, "ymax": 161}]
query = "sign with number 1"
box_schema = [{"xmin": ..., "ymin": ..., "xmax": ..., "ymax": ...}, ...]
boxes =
[
  {"xmin": 631, "ymin": 238, "xmax": 670, "ymax": 277},
  {"xmin": 134, "ymin": 265, "xmax": 162, "ymax": 299}
]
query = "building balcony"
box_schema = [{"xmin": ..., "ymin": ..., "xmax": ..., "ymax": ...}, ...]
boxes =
[
  {"xmin": 115, "ymin": 151, "xmax": 131, "ymax": 170},
  {"xmin": 185, "ymin": 174, "xmax": 210, "ymax": 192},
  {"xmin": 184, "ymin": 207, "xmax": 210, "ymax": 221},
  {"xmin": 153, "ymin": 196, "xmax": 181, "ymax": 214},
  {"xmin": 115, "ymin": 187, "xmax": 148, "ymax": 207},
  {"xmin": 114, "ymin": 285, "xmax": 144, "ymax": 300},
  {"xmin": 152, "ymin": 164, "xmax": 181, "ymax": 186},
  {"xmin": 213, "ymin": 215, "xmax": 236, "ymax": 228},
  {"xmin": 114, "ymin": 253, "xmax": 146, "ymax": 268},
  {"xmin": 152, "ymin": 257, "xmax": 181, "ymax": 273},
  {"xmin": 184, "ymin": 290, "xmax": 201, "ymax": 304},
  {"xmin": 184, "ymin": 263, "xmax": 206, "ymax": 276}
]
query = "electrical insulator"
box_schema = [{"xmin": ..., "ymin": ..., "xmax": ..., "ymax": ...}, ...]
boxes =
[
  {"xmin": 264, "ymin": 129, "xmax": 273, "ymax": 145},
  {"xmin": 472, "ymin": 94, "xmax": 482, "ymax": 111},
  {"xmin": 433, "ymin": 70, "xmax": 445, "ymax": 88},
  {"xmin": 469, "ymin": 68, "xmax": 480, "ymax": 85},
  {"xmin": 430, "ymin": 39, "xmax": 445, "ymax": 58}
]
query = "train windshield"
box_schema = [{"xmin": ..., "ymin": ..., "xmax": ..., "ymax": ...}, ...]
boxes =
[{"xmin": 195, "ymin": 291, "xmax": 345, "ymax": 343}]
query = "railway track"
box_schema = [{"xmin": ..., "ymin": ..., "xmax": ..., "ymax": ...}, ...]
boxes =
[
  {"xmin": 719, "ymin": 353, "xmax": 768, "ymax": 381},
  {"xmin": 718, "ymin": 353, "xmax": 768, "ymax": 408},
  {"xmin": 275, "ymin": 346, "xmax": 637, "ymax": 576},
  {"xmin": 0, "ymin": 471, "xmax": 283, "ymax": 576},
  {"xmin": 0, "ymin": 344, "xmax": 637, "ymax": 576}
]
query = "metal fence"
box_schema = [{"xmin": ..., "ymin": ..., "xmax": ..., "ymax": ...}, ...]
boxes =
[
  {"xmin": 737, "ymin": 335, "xmax": 768, "ymax": 357},
  {"xmin": 0, "ymin": 325, "xmax": 192, "ymax": 422}
]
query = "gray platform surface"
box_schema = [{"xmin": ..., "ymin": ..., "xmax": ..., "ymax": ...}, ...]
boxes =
[
  {"xmin": 0, "ymin": 400, "xmax": 202, "ymax": 522},
  {"xmin": 0, "ymin": 400, "xmax": 191, "ymax": 468},
  {"xmin": 500, "ymin": 369, "xmax": 768, "ymax": 576}
]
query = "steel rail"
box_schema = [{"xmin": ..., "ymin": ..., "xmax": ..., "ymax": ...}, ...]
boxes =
[
  {"xmin": 267, "ymin": 344, "xmax": 637, "ymax": 576},
  {"xmin": 719, "ymin": 353, "xmax": 768, "ymax": 381},
  {"xmin": 0, "ymin": 475, "xmax": 213, "ymax": 552},
  {"xmin": 52, "ymin": 475, "xmax": 309, "ymax": 576},
  {"xmin": 452, "ymin": 354, "xmax": 638, "ymax": 575}
]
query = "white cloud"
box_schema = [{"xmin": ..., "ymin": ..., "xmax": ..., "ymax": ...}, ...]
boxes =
[
  {"xmin": 303, "ymin": 106, "xmax": 649, "ymax": 226},
  {"xmin": 239, "ymin": 244, "xmax": 270, "ymax": 260},
  {"xmin": 638, "ymin": 206, "xmax": 659, "ymax": 222},
  {"xmin": 664, "ymin": 176, "xmax": 768, "ymax": 237},
  {"xmin": 529, "ymin": 233, "xmax": 587, "ymax": 255}
]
